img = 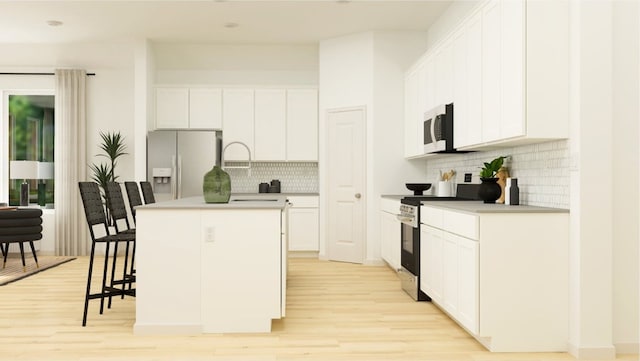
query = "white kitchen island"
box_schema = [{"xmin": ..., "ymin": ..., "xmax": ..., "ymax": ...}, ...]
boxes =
[{"xmin": 133, "ymin": 194, "xmax": 288, "ymax": 335}]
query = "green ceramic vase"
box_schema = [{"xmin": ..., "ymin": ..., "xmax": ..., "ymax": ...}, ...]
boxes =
[{"xmin": 203, "ymin": 166, "xmax": 231, "ymax": 203}]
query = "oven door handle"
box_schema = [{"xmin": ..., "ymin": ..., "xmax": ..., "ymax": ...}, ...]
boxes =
[{"xmin": 396, "ymin": 214, "xmax": 414, "ymax": 223}]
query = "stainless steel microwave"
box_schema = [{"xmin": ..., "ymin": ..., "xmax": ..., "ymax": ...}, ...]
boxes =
[{"xmin": 423, "ymin": 103, "xmax": 454, "ymax": 153}]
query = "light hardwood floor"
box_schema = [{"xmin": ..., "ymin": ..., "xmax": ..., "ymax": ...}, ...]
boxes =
[{"xmin": 0, "ymin": 257, "xmax": 634, "ymax": 361}]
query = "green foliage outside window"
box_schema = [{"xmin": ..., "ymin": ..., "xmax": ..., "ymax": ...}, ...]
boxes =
[{"xmin": 8, "ymin": 95, "xmax": 55, "ymax": 206}]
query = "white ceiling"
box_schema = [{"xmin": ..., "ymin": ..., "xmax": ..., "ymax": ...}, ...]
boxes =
[{"xmin": 0, "ymin": 1, "xmax": 452, "ymax": 45}]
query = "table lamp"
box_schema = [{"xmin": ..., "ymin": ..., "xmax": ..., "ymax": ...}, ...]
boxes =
[
  {"xmin": 37, "ymin": 161, "xmax": 54, "ymax": 207},
  {"xmin": 9, "ymin": 160, "xmax": 39, "ymax": 206}
]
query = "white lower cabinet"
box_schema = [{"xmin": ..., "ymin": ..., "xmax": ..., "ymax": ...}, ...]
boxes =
[
  {"xmin": 420, "ymin": 204, "xmax": 568, "ymax": 352},
  {"xmin": 420, "ymin": 223, "xmax": 476, "ymax": 332},
  {"xmin": 380, "ymin": 197, "xmax": 401, "ymax": 271},
  {"xmin": 287, "ymin": 196, "xmax": 319, "ymax": 252},
  {"xmin": 420, "ymin": 225, "xmax": 443, "ymax": 304},
  {"xmin": 456, "ymin": 233, "xmax": 479, "ymax": 334}
]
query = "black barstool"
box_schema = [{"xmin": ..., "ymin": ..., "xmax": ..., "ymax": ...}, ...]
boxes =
[{"xmin": 78, "ymin": 182, "xmax": 135, "ymax": 326}]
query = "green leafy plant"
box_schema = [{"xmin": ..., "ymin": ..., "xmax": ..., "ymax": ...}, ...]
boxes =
[
  {"xmin": 89, "ymin": 163, "xmax": 112, "ymax": 191},
  {"xmin": 97, "ymin": 131, "xmax": 128, "ymax": 182},
  {"xmin": 480, "ymin": 156, "xmax": 507, "ymax": 179},
  {"xmin": 90, "ymin": 132, "xmax": 128, "ymax": 223}
]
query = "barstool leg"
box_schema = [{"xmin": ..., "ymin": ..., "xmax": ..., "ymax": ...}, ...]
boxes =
[
  {"xmin": 108, "ymin": 242, "xmax": 119, "ymax": 309},
  {"xmin": 128, "ymin": 241, "xmax": 136, "ymax": 293},
  {"xmin": 82, "ymin": 242, "xmax": 97, "ymax": 327},
  {"xmin": 121, "ymin": 240, "xmax": 131, "ymax": 299},
  {"xmin": 99, "ymin": 242, "xmax": 111, "ymax": 315},
  {"xmin": 28, "ymin": 241, "xmax": 39, "ymax": 268}
]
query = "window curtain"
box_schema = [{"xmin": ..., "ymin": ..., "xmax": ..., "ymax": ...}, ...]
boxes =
[{"xmin": 54, "ymin": 69, "xmax": 88, "ymax": 256}]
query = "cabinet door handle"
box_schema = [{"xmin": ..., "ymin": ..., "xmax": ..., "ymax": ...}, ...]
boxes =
[{"xmin": 355, "ymin": 193, "xmax": 361, "ymax": 199}]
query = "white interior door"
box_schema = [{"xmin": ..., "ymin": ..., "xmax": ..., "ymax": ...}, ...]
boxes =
[{"xmin": 327, "ymin": 107, "xmax": 365, "ymax": 264}]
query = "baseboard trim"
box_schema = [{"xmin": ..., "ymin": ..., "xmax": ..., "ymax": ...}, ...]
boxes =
[
  {"xmin": 568, "ymin": 342, "xmax": 617, "ymax": 359},
  {"xmin": 288, "ymin": 251, "xmax": 319, "ymax": 258},
  {"xmin": 364, "ymin": 259, "xmax": 386, "ymax": 266},
  {"xmin": 615, "ymin": 342, "xmax": 639, "ymax": 354}
]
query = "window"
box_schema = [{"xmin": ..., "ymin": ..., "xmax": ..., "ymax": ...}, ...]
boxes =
[{"xmin": 7, "ymin": 94, "xmax": 55, "ymax": 207}]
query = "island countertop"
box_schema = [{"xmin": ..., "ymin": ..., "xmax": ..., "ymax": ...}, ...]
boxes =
[{"xmin": 136, "ymin": 194, "xmax": 288, "ymax": 210}]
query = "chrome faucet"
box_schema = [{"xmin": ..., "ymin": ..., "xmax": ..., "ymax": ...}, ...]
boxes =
[{"xmin": 221, "ymin": 141, "xmax": 252, "ymax": 176}]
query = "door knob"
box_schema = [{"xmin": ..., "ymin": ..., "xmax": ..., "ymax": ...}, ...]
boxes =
[{"xmin": 355, "ymin": 193, "xmax": 361, "ymax": 199}]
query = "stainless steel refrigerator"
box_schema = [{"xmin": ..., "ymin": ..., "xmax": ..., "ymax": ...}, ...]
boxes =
[{"xmin": 147, "ymin": 130, "xmax": 222, "ymax": 202}]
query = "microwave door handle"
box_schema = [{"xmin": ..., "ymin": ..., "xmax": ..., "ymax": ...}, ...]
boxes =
[{"xmin": 431, "ymin": 115, "xmax": 437, "ymax": 142}]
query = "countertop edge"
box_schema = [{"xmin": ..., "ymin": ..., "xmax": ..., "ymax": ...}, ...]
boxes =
[{"xmin": 420, "ymin": 201, "xmax": 569, "ymax": 214}]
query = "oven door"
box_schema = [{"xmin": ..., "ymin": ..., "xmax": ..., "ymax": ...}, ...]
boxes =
[{"xmin": 400, "ymin": 220, "xmax": 419, "ymax": 275}]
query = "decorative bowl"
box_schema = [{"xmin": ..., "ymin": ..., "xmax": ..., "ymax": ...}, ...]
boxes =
[{"xmin": 406, "ymin": 183, "xmax": 432, "ymax": 195}]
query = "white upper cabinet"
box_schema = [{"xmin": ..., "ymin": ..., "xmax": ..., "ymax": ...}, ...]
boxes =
[
  {"xmin": 156, "ymin": 88, "xmax": 189, "ymax": 129},
  {"xmin": 481, "ymin": 0, "xmax": 502, "ymax": 143},
  {"xmin": 286, "ymin": 89, "xmax": 318, "ymax": 161},
  {"xmin": 254, "ymin": 89, "xmax": 287, "ymax": 161},
  {"xmin": 223, "ymin": 87, "xmax": 318, "ymax": 162},
  {"xmin": 435, "ymin": 41, "xmax": 454, "ymax": 106},
  {"xmin": 222, "ymin": 88, "xmax": 255, "ymax": 161},
  {"xmin": 466, "ymin": 0, "xmax": 568, "ymax": 149},
  {"xmin": 156, "ymin": 87, "xmax": 223, "ymax": 130},
  {"xmin": 500, "ymin": 0, "xmax": 525, "ymax": 139},
  {"xmin": 189, "ymin": 88, "xmax": 223, "ymax": 130},
  {"xmin": 404, "ymin": 67, "xmax": 422, "ymax": 158},
  {"xmin": 404, "ymin": 0, "xmax": 569, "ymax": 154}
]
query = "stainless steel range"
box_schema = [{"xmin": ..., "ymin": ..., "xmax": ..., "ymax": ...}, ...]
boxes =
[{"xmin": 398, "ymin": 184, "xmax": 480, "ymax": 301}]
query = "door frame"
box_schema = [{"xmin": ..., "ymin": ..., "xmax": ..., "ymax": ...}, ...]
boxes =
[{"xmin": 323, "ymin": 105, "xmax": 367, "ymax": 263}]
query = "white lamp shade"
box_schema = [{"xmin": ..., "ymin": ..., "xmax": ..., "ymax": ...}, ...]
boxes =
[
  {"xmin": 9, "ymin": 160, "xmax": 39, "ymax": 180},
  {"xmin": 37, "ymin": 161, "xmax": 54, "ymax": 179}
]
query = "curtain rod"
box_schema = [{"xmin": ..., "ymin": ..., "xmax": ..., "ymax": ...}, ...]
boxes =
[{"xmin": 0, "ymin": 72, "xmax": 96, "ymax": 76}]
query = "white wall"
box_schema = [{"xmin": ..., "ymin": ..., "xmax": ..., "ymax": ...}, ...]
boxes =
[
  {"xmin": 318, "ymin": 31, "xmax": 430, "ymax": 263},
  {"xmin": 318, "ymin": 32, "xmax": 374, "ymax": 260},
  {"xmin": 0, "ymin": 41, "xmax": 137, "ymax": 252},
  {"xmin": 370, "ymin": 32, "xmax": 431, "ymax": 262},
  {"xmin": 612, "ymin": 0, "xmax": 639, "ymax": 353},
  {"xmin": 0, "ymin": 42, "xmax": 137, "ymax": 183},
  {"xmin": 153, "ymin": 43, "xmax": 318, "ymax": 86}
]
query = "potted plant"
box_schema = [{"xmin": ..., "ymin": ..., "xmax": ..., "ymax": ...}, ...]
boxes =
[
  {"xmin": 90, "ymin": 131, "xmax": 128, "ymax": 223},
  {"xmin": 478, "ymin": 155, "xmax": 507, "ymax": 203}
]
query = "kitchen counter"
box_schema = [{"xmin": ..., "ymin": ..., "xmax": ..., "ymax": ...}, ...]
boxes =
[
  {"xmin": 135, "ymin": 195, "xmax": 287, "ymax": 335},
  {"xmin": 137, "ymin": 194, "xmax": 288, "ymax": 210},
  {"xmin": 421, "ymin": 200, "xmax": 568, "ymax": 214},
  {"xmin": 380, "ymin": 194, "xmax": 411, "ymax": 200}
]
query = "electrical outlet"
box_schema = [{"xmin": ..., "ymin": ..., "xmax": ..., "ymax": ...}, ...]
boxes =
[
  {"xmin": 464, "ymin": 173, "xmax": 472, "ymax": 183},
  {"xmin": 204, "ymin": 226, "xmax": 215, "ymax": 242}
]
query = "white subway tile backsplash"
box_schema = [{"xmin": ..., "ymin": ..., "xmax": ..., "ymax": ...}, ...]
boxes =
[
  {"xmin": 425, "ymin": 140, "xmax": 569, "ymax": 208},
  {"xmin": 225, "ymin": 162, "xmax": 318, "ymax": 194}
]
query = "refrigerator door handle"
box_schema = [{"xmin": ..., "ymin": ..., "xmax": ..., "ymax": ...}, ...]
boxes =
[
  {"xmin": 177, "ymin": 155, "xmax": 183, "ymax": 199},
  {"xmin": 171, "ymin": 155, "xmax": 177, "ymax": 200}
]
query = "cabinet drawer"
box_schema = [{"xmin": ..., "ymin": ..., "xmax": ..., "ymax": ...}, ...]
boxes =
[
  {"xmin": 287, "ymin": 196, "xmax": 318, "ymax": 208},
  {"xmin": 442, "ymin": 210, "xmax": 478, "ymax": 240},
  {"xmin": 380, "ymin": 198, "xmax": 400, "ymax": 214},
  {"xmin": 421, "ymin": 205, "xmax": 443, "ymax": 228}
]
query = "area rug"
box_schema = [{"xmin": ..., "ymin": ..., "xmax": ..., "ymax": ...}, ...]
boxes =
[{"xmin": 0, "ymin": 256, "xmax": 76, "ymax": 286}]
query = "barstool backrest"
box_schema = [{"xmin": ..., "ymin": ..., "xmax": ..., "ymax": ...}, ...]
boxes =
[
  {"xmin": 78, "ymin": 182, "xmax": 107, "ymax": 227},
  {"xmin": 140, "ymin": 181, "xmax": 156, "ymax": 204},
  {"xmin": 104, "ymin": 182, "xmax": 133, "ymax": 233},
  {"xmin": 124, "ymin": 182, "xmax": 142, "ymax": 222}
]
